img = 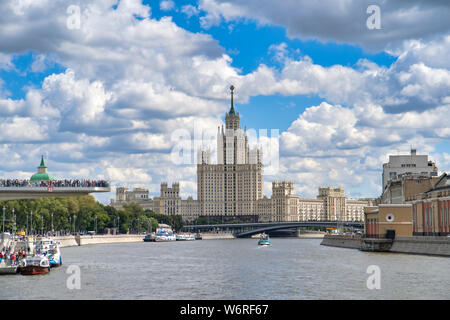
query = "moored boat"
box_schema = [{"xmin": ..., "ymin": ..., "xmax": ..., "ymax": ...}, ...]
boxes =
[
  {"xmin": 0, "ymin": 262, "xmax": 19, "ymax": 275},
  {"xmin": 153, "ymin": 224, "xmax": 176, "ymax": 242},
  {"xmin": 34, "ymin": 237, "xmax": 62, "ymax": 267},
  {"xmin": 143, "ymin": 233, "xmax": 155, "ymax": 242},
  {"xmin": 175, "ymin": 233, "xmax": 196, "ymax": 241},
  {"xmin": 19, "ymin": 256, "xmax": 50, "ymax": 275},
  {"xmin": 154, "ymin": 231, "xmax": 176, "ymax": 242},
  {"xmin": 258, "ymin": 233, "xmax": 271, "ymax": 246}
]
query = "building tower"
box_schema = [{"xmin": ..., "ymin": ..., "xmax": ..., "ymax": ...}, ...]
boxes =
[{"xmin": 197, "ymin": 85, "xmax": 264, "ymax": 221}]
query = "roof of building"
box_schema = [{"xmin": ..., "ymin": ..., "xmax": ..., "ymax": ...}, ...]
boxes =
[
  {"xmin": 38, "ymin": 155, "xmax": 47, "ymax": 168},
  {"xmin": 30, "ymin": 156, "xmax": 54, "ymax": 182}
]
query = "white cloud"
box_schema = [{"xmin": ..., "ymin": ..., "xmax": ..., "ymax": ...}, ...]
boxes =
[
  {"xmin": 0, "ymin": 0, "xmax": 448, "ymax": 203},
  {"xmin": 197, "ymin": 0, "xmax": 450, "ymax": 52}
]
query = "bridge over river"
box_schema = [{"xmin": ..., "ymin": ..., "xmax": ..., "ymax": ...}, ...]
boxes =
[{"xmin": 183, "ymin": 221, "xmax": 364, "ymax": 238}]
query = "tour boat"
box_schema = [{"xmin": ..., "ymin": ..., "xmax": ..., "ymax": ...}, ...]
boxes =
[
  {"xmin": 143, "ymin": 233, "xmax": 155, "ymax": 242},
  {"xmin": 152, "ymin": 224, "xmax": 177, "ymax": 242},
  {"xmin": 0, "ymin": 262, "xmax": 19, "ymax": 275},
  {"xmin": 34, "ymin": 237, "xmax": 62, "ymax": 267},
  {"xmin": 175, "ymin": 233, "xmax": 196, "ymax": 241},
  {"xmin": 258, "ymin": 233, "xmax": 271, "ymax": 246},
  {"xmin": 19, "ymin": 256, "xmax": 50, "ymax": 275},
  {"xmin": 154, "ymin": 230, "xmax": 176, "ymax": 242}
]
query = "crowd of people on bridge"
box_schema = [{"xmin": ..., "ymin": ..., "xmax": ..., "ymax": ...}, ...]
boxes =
[{"xmin": 0, "ymin": 179, "xmax": 109, "ymax": 188}]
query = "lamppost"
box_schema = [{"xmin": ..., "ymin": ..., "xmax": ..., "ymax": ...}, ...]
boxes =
[
  {"xmin": 94, "ymin": 216, "xmax": 97, "ymax": 234},
  {"xmin": 69, "ymin": 216, "xmax": 71, "ymax": 235},
  {"xmin": 41, "ymin": 215, "xmax": 44, "ymax": 236},
  {"xmin": 2, "ymin": 206, "xmax": 5, "ymax": 233},
  {"xmin": 30, "ymin": 211, "xmax": 33, "ymax": 236},
  {"xmin": 12, "ymin": 208, "xmax": 15, "ymax": 237},
  {"xmin": 51, "ymin": 212, "xmax": 54, "ymax": 235}
]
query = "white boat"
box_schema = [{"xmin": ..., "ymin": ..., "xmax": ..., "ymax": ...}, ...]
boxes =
[
  {"xmin": 154, "ymin": 231, "xmax": 176, "ymax": 242},
  {"xmin": 154, "ymin": 224, "xmax": 176, "ymax": 242},
  {"xmin": 34, "ymin": 237, "xmax": 62, "ymax": 267},
  {"xmin": 0, "ymin": 261, "xmax": 19, "ymax": 275},
  {"xmin": 19, "ymin": 255, "xmax": 50, "ymax": 275},
  {"xmin": 175, "ymin": 233, "xmax": 196, "ymax": 241}
]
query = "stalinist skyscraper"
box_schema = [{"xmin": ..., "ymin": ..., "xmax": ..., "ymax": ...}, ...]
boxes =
[{"xmin": 197, "ymin": 85, "xmax": 263, "ymax": 222}]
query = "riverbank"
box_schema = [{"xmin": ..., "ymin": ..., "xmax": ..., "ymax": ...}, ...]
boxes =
[
  {"xmin": 55, "ymin": 234, "xmax": 145, "ymax": 247},
  {"xmin": 54, "ymin": 233, "xmax": 236, "ymax": 247},
  {"xmin": 320, "ymin": 234, "xmax": 450, "ymax": 257}
]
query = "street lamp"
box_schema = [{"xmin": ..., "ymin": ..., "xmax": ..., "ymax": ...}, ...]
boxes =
[
  {"xmin": 12, "ymin": 208, "xmax": 15, "ymax": 237},
  {"xmin": 69, "ymin": 216, "xmax": 71, "ymax": 235},
  {"xmin": 2, "ymin": 206, "xmax": 5, "ymax": 233},
  {"xmin": 51, "ymin": 212, "xmax": 54, "ymax": 234}
]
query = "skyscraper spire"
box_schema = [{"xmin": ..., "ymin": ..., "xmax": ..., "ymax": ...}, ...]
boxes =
[{"xmin": 229, "ymin": 85, "xmax": 235, "ymax": 114}]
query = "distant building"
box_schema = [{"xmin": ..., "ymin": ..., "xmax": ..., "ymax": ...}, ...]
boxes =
[
  {"xmin": 382, "ymin": 148, "xmax": 438, "ymax": 192},
  {"xmin": 111, "ymin": 86, "xmax": 374, "ymax": 223},
  {"xmin": 197, "ymin": 85, "xmax": 263, "ymax": 222},
  {"xmin": 410, "ymin": 173, "xmax": 450, "ymax": 236}
]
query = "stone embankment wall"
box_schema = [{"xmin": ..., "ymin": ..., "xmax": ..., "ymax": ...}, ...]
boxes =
[
  {"xmin": 201, "ymin": 233, "xmax": 234, "ymax": 240},
  {"xmin": 389, "ymin": 236, "xmax": 450, "ymax": 256},
  {"xmin": 321, "ymin": 234, "xmax": 450, "ymax": 257},
  {"xmin": 54, "ymin": 234, "xmax": 144, "ymax": 248},
  {"xmin": 320, "ymin": 235, "xmax": 362, "ymax": 249}
]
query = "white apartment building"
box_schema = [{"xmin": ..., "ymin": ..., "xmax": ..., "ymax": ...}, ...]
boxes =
[{"xmin": 382, "ymin": 149, "xmax": 438, "ymax": 192}]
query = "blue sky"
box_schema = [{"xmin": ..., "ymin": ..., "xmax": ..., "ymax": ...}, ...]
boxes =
[{"xmin": 0, "ymin": 0, "xmax": 449, "ymax": 203}]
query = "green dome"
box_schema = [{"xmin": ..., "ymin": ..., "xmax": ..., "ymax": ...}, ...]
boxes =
[
  {"xmin": 30, "ymin": 172, "xmax": 54, "ymax": 182},
  {"xmin": 30, "ymin": 155, "xmax": 54, "ymax": 182}
]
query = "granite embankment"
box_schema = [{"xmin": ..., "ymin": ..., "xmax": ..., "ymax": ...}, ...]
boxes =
[
  {"xmin": 54, "ymin": 233, "xmax": 234, "ymax": 247},
  {"xmin": 54, "ymin": 234, "xmax": 145, "ymax": 248},
  {"xmin": 321, "ymin": 234, "xmax": 450, "ymax": 257},
  {"xmin": 320, "ymin": 235, "xmax": 362, "ymax": 249}
]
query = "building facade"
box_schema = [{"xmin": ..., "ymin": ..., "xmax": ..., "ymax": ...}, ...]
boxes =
[{"xmin": 382, "ymin": 149, "xmax": 438, "ymax": 193}]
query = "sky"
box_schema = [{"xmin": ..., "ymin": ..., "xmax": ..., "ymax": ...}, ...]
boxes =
[{"xmin": 0, "ymin": 0, "xmax": 449, "ymax": 203}]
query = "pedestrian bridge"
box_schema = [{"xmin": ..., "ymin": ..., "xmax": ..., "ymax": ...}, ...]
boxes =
[
  {"xmin": 0, "ymin": 186, "xmax": 110, "ymax": 201},
  {"xmin": 184, "ymin": 221, "xmax": 364, "ymax": 238}
]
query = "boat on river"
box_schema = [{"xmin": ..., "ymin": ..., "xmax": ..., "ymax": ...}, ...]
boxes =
[
  {"xmin": 19, "ymin": 255, "xmax": 50, "ymax": 275},
  {"xmin": 258, "ymin": 233, "xmax": 271, "ymax": 246},
  {"xmin": 34, "ymin": 237, "xmax": 62, "ymax": 267},
  {"xmin": 175, "ymin": 233, "xmax": 196, "ymax": 241},
  {"xmin": 143, "ymin": 233, "xmax": 155, "ymax": 242},
  {"xmin": 154, "ymin": 230, "xmax": 176, "ymax": 242},
  {"xmin": 0, "ymin": 261, "xmax": 19, "ymax": 275},
  {"xmin": 152, "ymin": 224, "xmax": 176, "ymax": 242}
]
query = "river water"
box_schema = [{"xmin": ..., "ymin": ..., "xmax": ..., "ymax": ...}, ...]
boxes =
[{"xmin": 0, "ymin": 238, "xmax": 449, "ymax": 300}]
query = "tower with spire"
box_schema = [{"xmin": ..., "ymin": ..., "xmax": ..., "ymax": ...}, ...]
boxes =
[
  {"xmin": 30, "ymin": 155, "xmax": 54, "ymax": 182},
  {"xmin": 197, "ymin": 85, "xmax": 263, "ymax": 222}
]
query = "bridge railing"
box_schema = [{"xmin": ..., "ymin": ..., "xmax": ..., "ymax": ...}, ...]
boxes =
[{"xmin": 0, "ymin": 179, "xmax": 110, "ymax": 188}]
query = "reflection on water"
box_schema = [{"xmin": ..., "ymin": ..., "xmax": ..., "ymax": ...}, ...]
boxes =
[{"xmin": 0, "ymin": 238, "xmax": 449, "ymax": 300}]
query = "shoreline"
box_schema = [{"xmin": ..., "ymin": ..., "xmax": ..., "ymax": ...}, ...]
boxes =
[{"xmin": 320, "ymin": 234, "xmax": 450, "ymax": 257}]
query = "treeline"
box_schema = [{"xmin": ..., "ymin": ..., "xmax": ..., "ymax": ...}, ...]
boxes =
[{"xmin": 0, "ymin": 196, "xmax": 184, "ymax": 234}]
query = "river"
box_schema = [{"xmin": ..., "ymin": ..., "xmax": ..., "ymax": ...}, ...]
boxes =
[{"xmin": 0, "ymin": 238, "xmax": 449, "ymax": 300}]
